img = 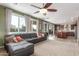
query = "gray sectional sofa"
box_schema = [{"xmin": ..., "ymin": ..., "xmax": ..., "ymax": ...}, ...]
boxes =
[{"xmin": 4, "ymin": 32, "xmax": 48, "ymax": 56}]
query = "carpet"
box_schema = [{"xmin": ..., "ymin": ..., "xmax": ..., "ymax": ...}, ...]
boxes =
[{"xmin": 33, "ymin": 39, "xmax": 79, "ymax": 56}]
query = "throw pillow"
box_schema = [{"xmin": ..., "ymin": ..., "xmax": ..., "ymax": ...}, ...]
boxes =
[
  {"xmin": 41, "ymin": 33, "xmax": 45, "ymax": 37},
  {"xmin": 13, "ymin": 37, "xmax": 18, "ymax": 43},
  {"xmin": 15, "ymin": 36, "xmax": 23, "ymax": 42},
  {"xmin": 6, "ymin": 35, "xmax": 15, "ymax": 43},
  {"xmin": 37, "ymin": 33, "xmax": 42, "ymax": 38}
]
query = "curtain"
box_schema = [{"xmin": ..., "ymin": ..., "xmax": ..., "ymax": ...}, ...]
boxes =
[{"xmin": 5, "ymin": 8, "xmax": 12, "ymax": 34}]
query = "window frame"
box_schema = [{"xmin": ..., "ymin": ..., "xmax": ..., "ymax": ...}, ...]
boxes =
[
  {"xmin": 31, "ymin": 19, "xmax": 38, "ymax": 33},
  {"xmin": 9, "ymin": 13, "xmax": 27, "ymax": 34}
]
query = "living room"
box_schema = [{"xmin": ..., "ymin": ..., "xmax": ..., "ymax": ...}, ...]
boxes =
[{"xmin": 0, "ymin": 3, "xmax": 79, "ymax": 56}]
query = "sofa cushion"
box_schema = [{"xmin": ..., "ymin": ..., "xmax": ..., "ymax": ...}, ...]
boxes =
[
  {"xmin": 25, "ymin": 38, "xmax": 35, "ymax": 42},
  {"xmin": 7, "ymin": 40, "xmax": 32, "ymax": 51}
]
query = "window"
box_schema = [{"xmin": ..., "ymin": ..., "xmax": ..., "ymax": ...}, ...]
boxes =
[
  {"xmin": 19, "ymin": 17, "xmax": 26, "ymax": 32},
  {"xmin": 43, "ymin": 22, "xmax": 48, "ymax": 32},
  {"xmin": 45, "ymin": 23, "xmax": 47, "ymax": 32},
  {"xmin": 10, "ymin": 13, "xmax": 26, "ymax": 33},
  {"xmin": 31, "ymin": 19, "xmax": 38, "ymax": 32}
]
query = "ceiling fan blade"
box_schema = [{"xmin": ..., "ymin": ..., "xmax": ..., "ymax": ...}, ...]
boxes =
[
  {"xmin": 31, "ymin": 5, "xmax": 41, "ymax": 9},
  {"xmin": 43, "ymin": 3, "xmax": 52, "ymax": 8},
  {"xmin": 43, "ymin": 3, "xmax": 45, "ymax": 7},
  {"xmin": 47, "ymin": 9, "xmax": 57, "ymax": 12},
  {"xmin": 34, "ymin": 11, "xmax": 40, "ymax": 14}
]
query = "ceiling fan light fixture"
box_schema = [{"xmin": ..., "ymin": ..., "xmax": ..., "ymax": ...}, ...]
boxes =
[{"xmin": 40, "ymin": 9, "xmax": 47, "ymax": 14}]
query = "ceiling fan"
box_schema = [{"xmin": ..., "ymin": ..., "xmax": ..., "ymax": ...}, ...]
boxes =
[{"xmin": 31, "ymin": 3, "xmax": 57, "ymax": 15}]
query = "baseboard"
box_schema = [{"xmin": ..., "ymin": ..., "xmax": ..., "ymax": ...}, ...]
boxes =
[{"xmin": 0, "ymin": 46, "xmax": 4, "ymax": 48}]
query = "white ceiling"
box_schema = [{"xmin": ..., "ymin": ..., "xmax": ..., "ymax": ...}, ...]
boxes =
[{"xmin": 0, "ymin": 3, "xmax": 79, "ymax": 24}]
